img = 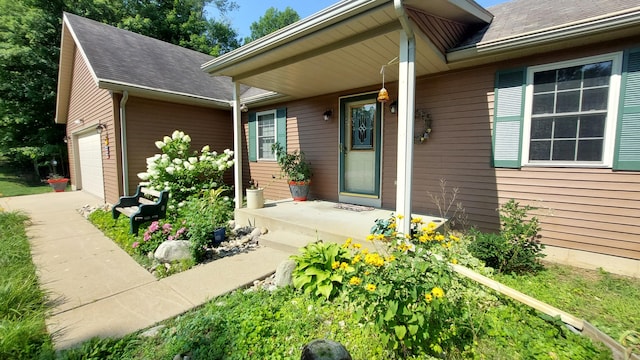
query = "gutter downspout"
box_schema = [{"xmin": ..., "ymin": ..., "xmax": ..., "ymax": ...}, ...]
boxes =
[
  {"xmin": 232, "ymin": 83, "xmax": 243, "ymax": 209},
  {"xmin": 119, "ymin": 91, "xmax": 130, "ymax": 195},
  {"xmin": 394, "ymin": 0, "xmax": 416, "ymax": 235}
]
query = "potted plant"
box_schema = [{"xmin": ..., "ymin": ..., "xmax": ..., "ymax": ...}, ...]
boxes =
[
  {"xmin": 271, "ymin": 143, "xmax": 312, "ymax": 201},
  {"xmin": 46, "ymin": 174, "xmax": 69, "ymax": 192},
  {"xmin": 246, "ymin": 179, "xmax": 265, "ymax": 209}
]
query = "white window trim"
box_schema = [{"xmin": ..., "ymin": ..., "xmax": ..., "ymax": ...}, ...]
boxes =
[
  {"xmin": 256, "ymin": 109, "xmax": 277, "ymax": 161},
  {"xmin": 522, "ymin": 52, "xmax": 623, "ymax": 168}
]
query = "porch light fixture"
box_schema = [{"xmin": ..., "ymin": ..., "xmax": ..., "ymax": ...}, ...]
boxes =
[
  {"xmin": 73, "ymin": 118, "xmax": 84, "ymax": 125},
  {"xmin": 389, "ymin": 100, "xmax": 398, "ymax": 114},
  {"xmin": 63, "ymin": 136, "xmax": 70, "ymax": 143},
  {"xmin": 323, "ymin": 109, "xmax": 332, "ymax": 121},
  {"xmin": 96, "ymin": 123, "xmax": 107, "ymax": 134},
  {"xmin": 240, "ymin": 103, "xmax": 248, "ymax": 113}
]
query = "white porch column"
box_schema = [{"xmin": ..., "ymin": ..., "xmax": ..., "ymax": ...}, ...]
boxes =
[
  {"xmin": 395, "ymin": 31, "xmax": 416, "ymax": 234},
  {"xmin": 232, "ymin": 82, "xmax": 243, "ymax": 209}
]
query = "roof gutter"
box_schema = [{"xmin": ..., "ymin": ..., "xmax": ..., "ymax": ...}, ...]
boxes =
[
  {"xmin": 448, "ymin": 7, "xmax": 640, "ymax": 62},
  {"xmin": 119, "ymin": 91, "xmax": 130, "ymax": 195}
]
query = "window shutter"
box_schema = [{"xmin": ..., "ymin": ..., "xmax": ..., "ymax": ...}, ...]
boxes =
[
  {"xmin": 492, "ymin": 68, "xmax": 526, "ymax": 168},
  {"xmin": 613, "ymin": 48, "xmax": 640, "ymax": 171},
  {"xmin": 276, "ymin": 107, "xmax": 287, "ymax": 153},
  {"xmin": 248, "ymin": 112, "xmax": 257, "ymax": 162}
]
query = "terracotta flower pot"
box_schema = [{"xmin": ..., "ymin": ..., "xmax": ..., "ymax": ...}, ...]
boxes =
[
  {"xmin": 289, "ymin": 180, "xmax": 310, "ymax": 201},
  {"xmin": 47, "ymin": 178, "xmax": 69, "ymax": 192}
]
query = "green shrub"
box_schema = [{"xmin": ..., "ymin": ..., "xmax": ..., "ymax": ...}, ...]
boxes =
[
  {"xmin": 468, "ymin": 199, "xmax": 544, "ymax": 274},
  {"xmin": 338, "ymin": 228, "xmax": 470, "ymax": 358},
  {"xmin": 290, "ymin": 241, "xmax": 352, "ymax": 299},
  {"xmin": 137, "ymin": 130, "xmax": 235, "ymax": 209},
  {"xmin": 88, "ymin": 209, "xmax": 138, "ymax": 254},
  {"xmin": 180, "ymin": 187, "xmax": 234, "ymax": 262}
]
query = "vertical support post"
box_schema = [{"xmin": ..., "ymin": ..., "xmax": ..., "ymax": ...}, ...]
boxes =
[
  {"xmin": 232, "ymin": 82, "xmax": 243, "ymax": 209},
  {"xmin": 395, "ymin": 31, "xmax": 416, "ymax": 234}
]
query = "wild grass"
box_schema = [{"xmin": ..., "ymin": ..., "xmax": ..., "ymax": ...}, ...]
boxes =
[
  {"xmin": 0, "ymin": 211, "xmax": 54, "ymax": 358},
  {"xmin": 494, "ymin": 263, "xmax": 640, "ymax": 341},
  {"xmin": 0, "ymin": 162, "xmax": 53, "ymax": 197}
]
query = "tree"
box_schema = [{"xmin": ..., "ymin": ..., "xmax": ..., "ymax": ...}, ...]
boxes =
[
  {"xmin": 0, "ymin": 0, "xmax": 242, "ymax": 177},
  {"xmin": 244, "ymin": 6, "xmax": 299, "ymax": 44}
]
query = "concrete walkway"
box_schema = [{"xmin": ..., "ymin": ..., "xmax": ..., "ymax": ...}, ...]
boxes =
[{"xmin": 0, "ymin": 191, "xmax": 292, "ymax": 350}]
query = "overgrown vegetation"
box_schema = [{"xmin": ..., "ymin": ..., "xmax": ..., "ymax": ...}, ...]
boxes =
[
  {"xmin": 468, "ymin": 199, "xmax": 545, "ymax": 274},
  {"xmin": 494, "ymin": 264, "xmax": 640, "ymax": 342},
  {"xmin": 0, "ymin": 211, "xmax": 54, "ymax": 358},
  {"xmin": 0, "ymin": 159, "xmax": 52, "ymax": 197}
]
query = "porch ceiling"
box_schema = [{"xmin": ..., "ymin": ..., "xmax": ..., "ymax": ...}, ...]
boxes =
[{"xmin": 203, "ymin": 0, "xmax": 490, "ymax": 103}]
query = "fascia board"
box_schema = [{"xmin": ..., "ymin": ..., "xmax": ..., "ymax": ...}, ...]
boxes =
[{"xmin": 448, "ymin": 8, "xmax": 640, "ymax": 62}]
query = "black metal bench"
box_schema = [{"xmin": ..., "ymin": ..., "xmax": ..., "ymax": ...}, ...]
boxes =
[{"xmin": 112, "ymin": 185, "xmax": 169, "ymax": 234}]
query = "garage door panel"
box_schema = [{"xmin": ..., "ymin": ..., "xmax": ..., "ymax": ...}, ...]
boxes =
[{"xmin": 77, "ymin": 133, "xmax": 104, "ymax": 199}]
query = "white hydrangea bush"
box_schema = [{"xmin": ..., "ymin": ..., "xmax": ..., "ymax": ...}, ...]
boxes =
[{"xmin": 137, "ymin": 130, "xmax": 234, "ymax": 208}]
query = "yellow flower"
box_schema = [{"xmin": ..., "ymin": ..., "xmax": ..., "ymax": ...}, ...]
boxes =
[
  {"xmin": 449, "ymin": 235, "xmax": 460, "ymax": 242},
  {"xmin": 339, "ymin": 262, "xmax": 349, "ymax": 270},
  {"xmin": 431, "ymin": 287, "xmax": 445, "ymax": 299},
  {"xmin": 425, "ymin": 293, "xmax": 433, "ymax": 302},
  {"xmin": 451, "ymin": 258, "xmax": 458, "ymax": 265},
  {"xmin": 342, "ymin": 238, "xmax": 352, "ymax": 248},
  {"xmin": 351, "ymin": 254, "xmax": 361, "ymax": 264},
  {"xmin": 331, "ymin": 261, "xmax": 340, "ymax": 270},
  {"xmin": 418, "ymin": 235, "xmax": 428, "ymax": 243},
  {"xmin": 405, "ymin": 234, "xmax": 411, "ymax": 239},
  {"xmin": 411, "ymin": 217, "xmax": 423, "ymax": 224},
  {"xmin": 366, "ymin": 234, "xmax": 375, "ymax": 242},
  {"xmin": 364, "ymin": 253, "xmax": 385, "ymax": 267},
  {"xmin": 375, "ymin": 234, "xmax": 386, "ymax": 241},
  {"xmin": 427, "ymin": 222, "xmax": 438, "ymax": 230},
  {"xmin": 441, "ymin": 242, "xmax": 452, "ymax": 249},
  {"xmin": 435, "ymin": 234, "xmax": 445, "ymax": 242},
  {"xmin": 385, "ymin": 255, "xmax": 396, "ymax": 262},
  {"xmin": 349, "ymin": 276, "xmax": 362, "ymax": 286},
  {"xmin": 361, "ymin": 248, "xmax": 369, "ymax": 255},
  {"xmin": 353, "ymin": 243, "xmax": 362, "ymax": 249},
  {"xmin": 365, "ymin": 283, "xmax": 376, "ymax": 292},
  {"xmin": 397, "ymin": 214, "xmax": 404, "ymax": 220},
  {"xmin": 389, "ymin": 222, "xmax": 397, "ymax": 229}
]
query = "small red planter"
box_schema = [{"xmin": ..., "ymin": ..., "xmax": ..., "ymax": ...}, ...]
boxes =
[{"xmin": 47, "ymin": 178, "xmax": 69, "ymax": 192}]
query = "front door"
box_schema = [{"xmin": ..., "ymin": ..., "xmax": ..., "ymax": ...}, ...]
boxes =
[{"xmin": 339, "ymin": 93, "xmax": 382, "ymax": 207}]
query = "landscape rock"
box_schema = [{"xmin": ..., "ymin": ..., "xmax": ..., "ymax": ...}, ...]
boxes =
[
  {"xmin": 140, "ymin": 325, "xmax": 165, "ymax": 338},
  {"xmin": 250, "ymin": 227, "xmax": 262, "ymax": 241},
  {"xmin": 274, "ymin": 260, "xmax": 296, "ymax": 288},
  {"xmin": 154, "ymin": 240, "xmax": 191, "ymax": 263},
  {"xmin": 301, "ymin": 339, "xmax": 352, "ymax": 360}
]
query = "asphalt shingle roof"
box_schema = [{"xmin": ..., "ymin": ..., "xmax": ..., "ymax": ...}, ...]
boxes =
[
  {"xmin": 64, "ymin": 12, "xmax": 254, "ymax": 102},
  {"xmin": 458, "ymin": 0, "xmax": 640, "ymax": 48}
]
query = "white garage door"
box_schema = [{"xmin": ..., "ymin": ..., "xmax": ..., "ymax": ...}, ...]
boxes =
[{"xmin": 77, "ymin": 132, "xmax": 104, "ymax": 199}]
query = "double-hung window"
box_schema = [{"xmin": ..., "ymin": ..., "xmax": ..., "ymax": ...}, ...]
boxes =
[
  {"xmin": 248, "ymin": 107, "xmax": 287, "ymax": 162},
  {"xmin": 492, "ymin": 49, "xmax": 640, "ymax": 171},
  {"xmin": 256, "ymin": 110, "xmax": 276, "ymax": 160},
  {"xmin": 523, "ymin": 54, "xmax": 622, "ymax": 166}
]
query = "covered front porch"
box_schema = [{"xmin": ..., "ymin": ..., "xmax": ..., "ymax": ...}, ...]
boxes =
[{"xmin": 235, "ymin": 199, "xmax": 446, "ymax": 252}]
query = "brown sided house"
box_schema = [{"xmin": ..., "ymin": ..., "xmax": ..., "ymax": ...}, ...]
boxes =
[
  {"xmin": 202, "ymin": 0, "xmax": 640, "ymax": 275},
  {"xmin": 54, "ymin": 13, "xmax": 273, "ymax": 204}
]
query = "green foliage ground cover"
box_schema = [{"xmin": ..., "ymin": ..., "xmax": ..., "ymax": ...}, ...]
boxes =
[
  {"xmin": 0, "ymin": 162, "xmax": 52, "ymax": 197},
  {"xmin": 494, "ymin": 263, "xmax": 640, "ymax": 341},
  {"xmin": 0, "ymin": 211, "xmax": 54, "ymax": 359}
]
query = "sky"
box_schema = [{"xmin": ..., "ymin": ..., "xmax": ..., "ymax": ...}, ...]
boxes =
[{"xmin": 207, "ymin": 0, "xmax": 507, "ymax": 40}]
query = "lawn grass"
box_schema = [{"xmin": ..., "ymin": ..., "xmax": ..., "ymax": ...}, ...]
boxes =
[
  {"xmin": 493, "ymin": 262, "xmax": 640, "ymax": 341},
  {"xmin": 0, "ymin": 162, "xmax": 53, "ymax": 197},
  {"xmin": 0, "ymin": 211, "xmax": 54, "ymax": 358}
]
